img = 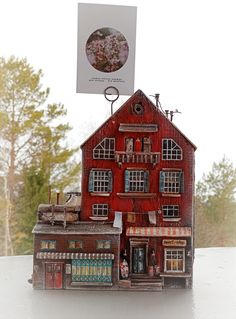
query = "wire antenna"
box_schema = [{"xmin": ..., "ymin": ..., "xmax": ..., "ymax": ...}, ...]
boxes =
[
  {"xmin": 165, "ymin": 109, "xmax": 182, "ymax": 122},
  {"xmin": 150, "ymin": 93, "xmax": 165, "ymax": 114}
]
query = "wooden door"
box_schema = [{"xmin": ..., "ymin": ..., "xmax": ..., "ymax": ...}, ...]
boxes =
[
  {"xmin": 45, "ymin": 262, "xmax": 63, "ymax": 289},
  {"xmin": 133, "ymin": 247, "xmax": 146, "ymax": 274}
]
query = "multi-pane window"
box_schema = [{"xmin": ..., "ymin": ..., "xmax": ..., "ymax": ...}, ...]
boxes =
[
  {"xmin": 93, "ymin": 138, "xmax": 115, "ymax": 159},
  {"xmin": 165, "ymin": 249, "xmax": 185, "ymax": 272},
  {"xmin": 88, "ymin": 170, "xmax": 112, "ymax": 193},
  {"xmin": 40, "ymin": 240, "xmax": 56, "ymax": 250},
  {"xmin": 68, "ymin": 240, "xmax": 83, "ymax": 249},
  {"xmin": 96, "ymin": 240, "xmax": 111, "ymax": 249},
  {"xmin": 159, "ymin": 171, "xmax": 184, "ymax": 194},
  {"xmin": 92, "ymin": 204, "xmax": 109, "ymax": 217},
  {"xmin": 125, "ymin": 170, "xmax": 149, "ymax": 192},
  {"xmin": 162, "ymin": 139, "xmax": 182, "ymax": 160},
  {"xmin": 162, "ymin": 205, "xmax": 180, "ymax": 218},
  {"xmin": 72, "ymin": 259, "xmax": 112, "ymax": 283}
]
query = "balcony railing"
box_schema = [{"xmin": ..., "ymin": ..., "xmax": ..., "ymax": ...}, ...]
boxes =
[{"xmin": 115, "ymin": 151, "xmax": 160, "ymax": 166}]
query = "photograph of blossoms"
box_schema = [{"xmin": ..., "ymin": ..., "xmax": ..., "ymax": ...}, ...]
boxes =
[{"xmin": 86, "ymin": 27, "xmax": 129, "ymax": 73}]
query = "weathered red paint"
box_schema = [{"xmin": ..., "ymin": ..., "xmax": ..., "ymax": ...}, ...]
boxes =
[{"xmin": 81, "ymin": 90, "xmax": 195, "ymax": 229}]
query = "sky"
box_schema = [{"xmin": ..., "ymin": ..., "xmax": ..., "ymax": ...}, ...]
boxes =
[{"xmin": 1, "ymin": 0, "xmax": 236, "ymax": 181}]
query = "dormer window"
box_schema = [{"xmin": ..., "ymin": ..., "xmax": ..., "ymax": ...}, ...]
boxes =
[
  {"xmin": 162, "ymin": 139, "xmax": 182, "ymax": 160},
  {"xmin": 93, "ymin": 138, "xmax": 115, "ymax": 159}
]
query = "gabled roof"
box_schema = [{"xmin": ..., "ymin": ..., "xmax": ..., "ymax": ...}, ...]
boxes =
[{"xmin": 81, "ymin": 89, "xmax": 196, "ymax": 150}]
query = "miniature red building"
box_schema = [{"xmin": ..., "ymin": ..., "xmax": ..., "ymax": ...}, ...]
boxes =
[{"xmin": 32, "ymin": 90, "xmax": 196, "ymax": 290}]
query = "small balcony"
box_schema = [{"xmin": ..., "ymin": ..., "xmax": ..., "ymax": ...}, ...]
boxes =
[{"xmin": 115, "ymin": 151, "xmax": 160, "ymax": 166}]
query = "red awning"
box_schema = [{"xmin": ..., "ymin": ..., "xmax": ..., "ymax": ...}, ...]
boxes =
[{"xmin": 126, "ymin": 227, "xmax": 191, "ymax": 237}]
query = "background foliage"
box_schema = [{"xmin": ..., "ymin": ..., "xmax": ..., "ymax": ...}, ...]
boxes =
[
  {"xmin": 0, "ymin": 56, "xmax": 80, "ymax": 255},
  {"xmin": 195, "ymin": 157, "xmax": 236, "ymax": 247}
]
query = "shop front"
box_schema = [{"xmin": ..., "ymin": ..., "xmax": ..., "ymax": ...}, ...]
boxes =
[
  {"xmin": 32, "ymin": 223, "xmax": 122, "ymax": 290},
  {"xmin": 126, "ymin": 226, "xmax": 193, "ymax": 288}
]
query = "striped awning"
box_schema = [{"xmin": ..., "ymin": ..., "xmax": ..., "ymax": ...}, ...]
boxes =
[
  {"xmin": 126, "ymin": 227, "xmax": 192, "ymax": 237},
  {"xmin": 36, "ymin": 252, "xmax": 114, "ymax": 260}
]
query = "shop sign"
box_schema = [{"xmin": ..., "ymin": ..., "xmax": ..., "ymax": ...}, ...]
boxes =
[
  {"xmin": 162, "ymin": 239, "xmax": 187, "ymax": 247},
  {"xmin": 126, "ymin": 227, "xmax": 191, "ymax": 237}
]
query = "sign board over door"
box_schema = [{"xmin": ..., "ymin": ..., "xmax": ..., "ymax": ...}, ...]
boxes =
[{"xmin": 77, "ymin": 3, "xmax": 137, "ymax": 95}]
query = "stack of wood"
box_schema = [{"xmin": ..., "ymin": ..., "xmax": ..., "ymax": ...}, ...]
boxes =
[{"xmin": 37, "ymin": 192, "xmax": 81, "ymax": 227}]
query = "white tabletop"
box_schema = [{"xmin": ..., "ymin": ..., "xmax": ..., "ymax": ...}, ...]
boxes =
[{"xmin": 0, "ymin": 247, "xmax": 236, "ymax": 319}]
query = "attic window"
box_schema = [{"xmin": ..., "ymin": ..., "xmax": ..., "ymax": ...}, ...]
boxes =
[
  {"xmin": 133, "ymin": 103, "xmax": 144, "ymax": 115},
  {"xmin": 162, "ymin": 139, "xmax": 183, "ymax": 160},
  {"xmin": 93, "ymin": 138, "xmax": 115, "ymax": 160}
]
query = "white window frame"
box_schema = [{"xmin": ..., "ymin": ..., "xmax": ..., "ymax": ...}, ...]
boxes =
[
  {"xmin": 125, "ymin": 170, "xmax": 149, "ymax": 192},
  {"xmin": 92, "ymin": 204, "xmax": 109, "ymax": 217},
  {"xmin": 162, "ymin": 205, "xmax": 180, "ymax": 218},
  {"xmin": 93, "ymin": 138, "xmax": 115, "ymax": 159},
  {"xmin": 162, "ymin": 171, "xmax": 182, "ymax": 193},
  {"xmin": 164, "ymin": 248, "xmax": 185, "ymax": 273},
  {"xmin": 89, "ymin": 170, "xmax": 112, "ymax": 193},
  {"xmin": 162, "ymin": 139, "xmax": 182, "ymax": 160}
]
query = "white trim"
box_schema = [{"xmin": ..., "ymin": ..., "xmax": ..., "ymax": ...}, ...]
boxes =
[
  {"xmin": 162, "ymin": 138, "xmax": 183, "ymax": 160},
  {"xmin": 164, "ymin": 248, "xmax": 185, "ymax": 273},
  {"xmin": 93, "ymin": 138, "xmax": 115, "ymax": 160}
]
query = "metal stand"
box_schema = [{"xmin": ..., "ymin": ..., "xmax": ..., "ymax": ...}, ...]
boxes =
[{"xmin": 104, "ymin": 86, "xmax": 120, "ymax": 115}]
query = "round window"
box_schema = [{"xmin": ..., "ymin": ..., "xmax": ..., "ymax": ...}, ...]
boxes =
[{"xmin": 133, "ymin": 103, "xmax": 144, "ymax": 115}]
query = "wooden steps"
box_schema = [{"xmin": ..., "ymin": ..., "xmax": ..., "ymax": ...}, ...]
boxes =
[
  {"xmin": 131, "ymin": 277, "xmax": 163, "ymax": 291},
  {"xmin": 118, "ymin": 276, "xmax": 163, "ymax": 291}
]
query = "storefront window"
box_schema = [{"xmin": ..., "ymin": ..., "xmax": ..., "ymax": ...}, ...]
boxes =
[
  {"xmin": 164, "ymin": 248, "xmax": 185, "ymax": 272},
  {"xmin": 72, "ymin": 259, "xmax": 112, "ymax": 283}
]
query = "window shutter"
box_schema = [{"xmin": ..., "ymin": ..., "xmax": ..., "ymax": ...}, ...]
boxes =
[
  {"xmin": 180, "ymin": 171, "xmax": 184, "ymax": 193},
  {"xmin": 159, "ymin": 171, "xmax": 165, "ymax": 192},
  {"xmin": 124, "ymin": 170, "xmax": 130, "ymax": 192},
  {"xmin": 88, "ymin": 170, "xmax": 94, "ymax": 192},
  {"xmin": 144, "ymin": 171, "xmax": 149, "ymax": 192},
  {"xmin": 108, "ymin": 171, "xmax": 113, "ymax": 192}
]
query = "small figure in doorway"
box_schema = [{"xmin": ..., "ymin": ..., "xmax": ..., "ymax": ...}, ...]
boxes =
[{"xmin": 120, "ymin": 249, "xmax": 129, "ymax": 279}]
